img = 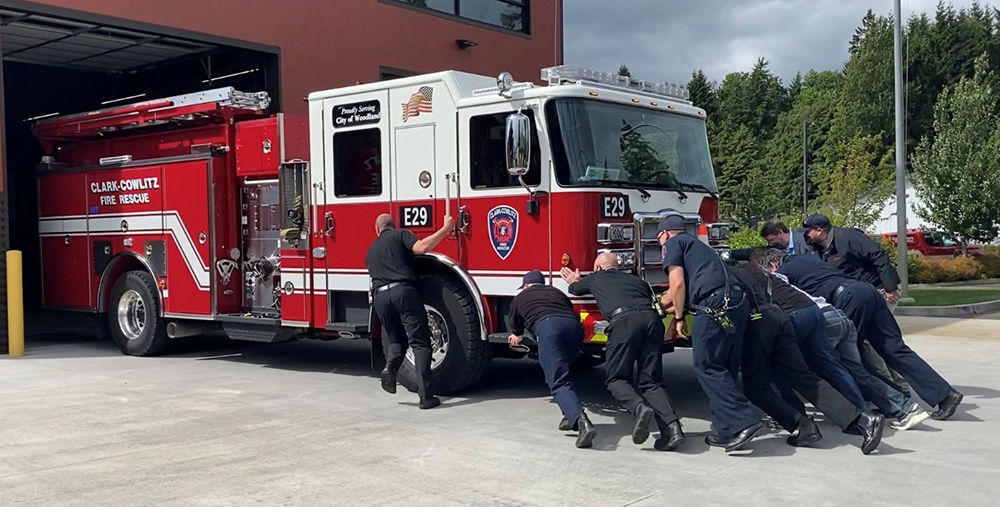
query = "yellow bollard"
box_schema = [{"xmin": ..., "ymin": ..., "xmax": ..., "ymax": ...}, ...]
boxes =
[{"xmin": 7, "ymin": 250, "xmax": 24, "ymax": 357}]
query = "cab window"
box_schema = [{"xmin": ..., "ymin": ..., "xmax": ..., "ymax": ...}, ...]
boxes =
[
  {"xmin": 333, "ymin": 128, "xmax": 382, "ymax": 197},
  {"xmin": 470, "ymin": 111, "xmax": 541, "ymax": 189}
]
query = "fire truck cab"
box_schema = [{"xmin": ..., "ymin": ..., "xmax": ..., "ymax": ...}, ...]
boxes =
[{"xmin": 33, "ymin": 66, "xmax": 727, "ymax": 394}]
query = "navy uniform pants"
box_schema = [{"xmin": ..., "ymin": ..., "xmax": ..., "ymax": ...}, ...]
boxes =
[
  {"xmin": 374, "ymin": 284, "xmax": 433, "ymax": 400},
  {"xmin": 787, "ymin": 304, "xmax": 868, "ymax": 409},
  {"xmin": 689, "ymin": 292, "xmax": 760, "ymax": 440},
  {"xmin": 604, "ymin": 311, "xmax": 678, "ymax": 425},
  {"xmin": 820, "ymin": 305, "xmax": 915, "ymax": 419},
  {"xmin": 836, "ymin": 282, "xmax": 952, "ymax": 407},
  {"xmin": 743, "ymin": 305, "xmax": 861, "ymax": 432},
  {"xmin": 534, "ymin": 315, "xmax": 586, "ymax": 428}
]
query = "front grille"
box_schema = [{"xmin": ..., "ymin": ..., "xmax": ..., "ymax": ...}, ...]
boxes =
[{"xmin": 632, "ymin": 210, "xmax": 702, "ymax": 287}]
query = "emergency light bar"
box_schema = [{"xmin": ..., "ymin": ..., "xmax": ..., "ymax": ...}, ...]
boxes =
[{"xmin": 540, "ymin": 65, "xmax": 690, "ymax": 102}]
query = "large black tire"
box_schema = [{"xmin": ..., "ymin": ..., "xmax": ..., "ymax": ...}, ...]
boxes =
[
  {"xmin": 397, "ymin": 274, "xmax": 491, "ymax": 395},
  {"xmin": 107, "ymin": 270, "xmax": 169, "ymax": 356}
]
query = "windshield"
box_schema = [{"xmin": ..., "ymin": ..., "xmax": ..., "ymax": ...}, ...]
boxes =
[{"xmin": 545, "ymin": 98, "xmax": 718, "ymax": 193}]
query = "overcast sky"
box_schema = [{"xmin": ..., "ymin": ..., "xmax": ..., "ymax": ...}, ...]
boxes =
[{"xmin": 563, "ymin": 0, "xmax": 993, "ymax": 85}]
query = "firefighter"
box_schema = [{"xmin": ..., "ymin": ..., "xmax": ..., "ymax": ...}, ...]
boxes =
[
  {"xmin": 753, "ymin": 248, "xmax": 931, "ymax": 431},
  {"xmin": 365, "ymin": 213, "xmax": 454, "ymax": 409},
  {"xmin": 801, "ymin": 213, "xmax": 913, "ymax": 396},
  {"xmin": 729, "ymin": 258, "xmax": 885, "ymax": 454},
  {"xmin": 657, "ymin": 215, "xmax": 763, "ymax": 452},
  {"xmin": 560, "ymin": 252, "xmax": 684, "ymax": 451},
  {"xmin": 507, "ymin": 270, "xmax": 596, "ymax": 448},
  {"xmin": 777, "ymin": 251, "xmax": 964, "ymax": 421}
]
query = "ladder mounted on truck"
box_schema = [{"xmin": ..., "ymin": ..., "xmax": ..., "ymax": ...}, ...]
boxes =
[{"xmin": 32, "ymin": 87, "xmax": 271, "ymax": 147}]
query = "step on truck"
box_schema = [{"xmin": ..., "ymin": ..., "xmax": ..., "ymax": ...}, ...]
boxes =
[{"xmin": 33, "ymin": 66, "xmax": 729, "ymax": 394}]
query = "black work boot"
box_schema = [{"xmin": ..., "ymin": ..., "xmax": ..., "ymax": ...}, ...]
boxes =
[
  {"xmin": 575, "ymin": 412, "xmax": 597, "ymax": 449},
  {"xmin": 931, "ymin": 389, "xmax": 964, "ymax": 420},
  {"xmin": 653, "ymin": 417, "xmax": 685, "ymax": 451},
  {"xmin": 787, "ymin": 416, "xmax": 823, "ymax": 447},
  {"xmin": 380, "ymin": 364, "xmax": 399, "ymax": 394},
  {"xmin": 853, "ymin": 411, "xmax": 885, "ymax": 455},
  {"xmin": 632, "ymin": 403, "xmax": 655, "ymax": 445},
  {"xmin": 418, "ymin": 396, "xmax": 441, "ymax": 409}
]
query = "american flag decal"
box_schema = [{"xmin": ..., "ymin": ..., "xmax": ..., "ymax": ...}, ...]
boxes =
[{"xmin": 401, "ymin": 86, "xmax": 433, "ymax": 122}]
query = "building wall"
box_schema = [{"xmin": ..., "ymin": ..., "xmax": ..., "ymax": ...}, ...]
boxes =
[{"xmin": 14, "ymin": 0, "xmax": 563, "ymax": 114}]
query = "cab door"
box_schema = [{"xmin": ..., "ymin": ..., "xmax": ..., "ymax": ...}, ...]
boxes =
[
  {"xmin": 457, "ymin": 103, "xmax": 550, "ymax": 296},
  {"xmin": 319, "ymin": 91, "xmax": 391, "ymax": 326},
  {"xmin": 392, "ymin": 123, "xmax": 458, "ymax": 261}
]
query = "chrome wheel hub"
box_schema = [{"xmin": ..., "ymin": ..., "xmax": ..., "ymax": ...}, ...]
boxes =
[
  {"xmin": 406, "ymin": 305, "xmax": 450, "ymax": 371},
  {"xmin": 117, "ymin": 289, "xmax": 146, "ymax": 340}
]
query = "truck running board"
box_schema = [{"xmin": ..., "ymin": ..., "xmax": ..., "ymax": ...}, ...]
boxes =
[
  {"xmin": 219, "ymin": 314, "xmax": 293, "ymax": 343},
  {"xmin": 325, "ymin": 322, "xmax": 368, "ymax": 338}
]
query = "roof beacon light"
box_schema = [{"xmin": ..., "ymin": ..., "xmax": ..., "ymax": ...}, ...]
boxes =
[{"xmin": 540, "ymin": 65, "xmax": 690, "ymax": 102}]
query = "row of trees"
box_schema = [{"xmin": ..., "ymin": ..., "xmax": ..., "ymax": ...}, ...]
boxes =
[{"xmin": 678, "ymin": 2, "xmax": 1000, "ymax": 245}]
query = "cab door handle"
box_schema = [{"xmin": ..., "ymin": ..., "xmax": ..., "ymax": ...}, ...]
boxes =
[{"xmin": 324, "ymin": 211, "xmax": 335, "ymax": 238}]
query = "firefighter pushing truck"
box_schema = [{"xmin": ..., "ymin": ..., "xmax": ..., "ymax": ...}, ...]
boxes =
[{"xmin": 32, "ymin": 66, "xmax": 729, "ymax": 394}]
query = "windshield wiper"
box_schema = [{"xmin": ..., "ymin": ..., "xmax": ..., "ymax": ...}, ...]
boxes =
[
  {"xmin": 587, "ymin": 179, "xmax": 652, "ymax": 200},
  {"xmin": 676, "ymin": 182, "xmax": 718, "ymax": 199}
]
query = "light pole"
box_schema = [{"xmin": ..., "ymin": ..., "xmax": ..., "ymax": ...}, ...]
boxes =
[
  {"xmin": 802, "ymin": 120, "xmax": 811, "ymax": 216},
  {"xmin": 893, "ymin": 0, "xmax": 910, "ymax": 298}
]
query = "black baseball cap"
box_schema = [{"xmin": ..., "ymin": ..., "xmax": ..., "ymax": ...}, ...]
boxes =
[
  {"xmin": 803, "ymin": 213, "xmax": 832, "ymax": 230},
  {"xmin": 519, "ymin": 270, "xmax": 544, "ymax": 289},
  {"xmin": 657, "ymin": 215, "xmax": 686, "ymax": 234}
]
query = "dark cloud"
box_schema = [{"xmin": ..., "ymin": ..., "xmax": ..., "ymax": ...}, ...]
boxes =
[{"xmin": 564, "ymin": 0, "xmax": 986, "ymax": 85}]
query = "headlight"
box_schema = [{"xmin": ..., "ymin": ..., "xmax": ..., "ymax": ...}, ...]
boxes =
[
  {"xmin": 599, "ymin": 248, "xmax": 636, "ymax": 269},
  {"xmin": 708, "ymin": 223, "xmax": 729, "ymax": 241},
  {"xmin": 597, "ymin": 223, "xmax": 635, "ymax": 244}
]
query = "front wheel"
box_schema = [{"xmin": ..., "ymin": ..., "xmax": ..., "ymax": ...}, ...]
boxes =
[
  {"xmin": 107, "ymin": 270, "xmax": 169, "ymax": 356},
  {"xmin": 397, "ymin": 274, "xmax": 491, "ymax": 395}
]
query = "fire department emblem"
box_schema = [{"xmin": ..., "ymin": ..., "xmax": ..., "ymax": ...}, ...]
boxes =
[{"xmin": 488, "ymin": 205, "xmax": 519, "ymax": 260}]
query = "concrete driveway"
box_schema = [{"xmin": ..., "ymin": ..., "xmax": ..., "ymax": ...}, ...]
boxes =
[{"xmin": 1, "ymin": 314, "xmax": 998, "ymax": 505}]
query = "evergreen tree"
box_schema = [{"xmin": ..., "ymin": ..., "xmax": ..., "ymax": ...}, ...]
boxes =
[
  {"xmin": 687, "ymin": 69, "xmax": 718, "ymax": 120},
  {"xmin": 617, "ymin": 64, "xmax": 631, "ymax": 77}
]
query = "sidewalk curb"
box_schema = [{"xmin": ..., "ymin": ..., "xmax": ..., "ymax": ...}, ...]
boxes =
[
  {"xmin": 914, "ymin": 278, "xmax": 1000, "ymax": 287},
  {"xmin": 894, "ymin": 299, "xmax": 1000, "ymax": 317}
]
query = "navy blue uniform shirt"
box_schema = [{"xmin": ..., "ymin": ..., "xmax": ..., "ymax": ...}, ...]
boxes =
[
  {"xmin": 662, "ymin": 233, "xmax": 731, "ymax": 306},
  {"xmin": 776, "ymin": 254, "xmax": 852, "ymax": 302}
]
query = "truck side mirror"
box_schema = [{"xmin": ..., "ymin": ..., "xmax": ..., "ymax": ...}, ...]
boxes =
[{"xmin": 505, "ymin": 110, "xmax": 531, "ymax": 177}]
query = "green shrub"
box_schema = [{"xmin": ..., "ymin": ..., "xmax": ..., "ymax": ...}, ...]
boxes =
[
  {"xmin": 877, "ymin": 236, "xmax": 898, "ymax": 267},
  {"xmin": 975, "ymin": 254, "xmax": 1000, "ymax": 279},
  {"xmin": 917, "ymin": 256, "xmax": 982, "ymax": 283},
  {"xmin": 728, "ymin": 224, "xmax": 766, "ymax": 250},
  {"xmin": 908, "ymin": 254, "xmax": 932, "ymax": 283},
  {"xmin": 982, "ymin": 245, "xmax": 1000, "ymax": 257}
]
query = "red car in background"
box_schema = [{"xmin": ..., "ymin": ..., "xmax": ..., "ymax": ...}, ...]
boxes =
[{"xmin": 881, "ymin": 229, "xmax": 983, "ymax": 257}]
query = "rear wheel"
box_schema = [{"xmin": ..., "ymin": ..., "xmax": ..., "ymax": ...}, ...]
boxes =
[
  {"xmin": 398, "ymin": 274, "xmax": 491, "ymax": 395},
  {"xmin": 107, "ymin": 270, "xmax": 169, "ymax": 356}
]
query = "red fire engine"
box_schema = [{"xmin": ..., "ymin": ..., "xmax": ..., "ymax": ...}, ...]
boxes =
[{"xmin": 33, "ymin": 67, "xmax": 728, "ymax": 393}]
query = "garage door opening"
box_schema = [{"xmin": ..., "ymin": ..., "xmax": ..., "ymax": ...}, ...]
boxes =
[{"xmin": 1, "ymin": 8, "xmax": 279, "ymax": 337}]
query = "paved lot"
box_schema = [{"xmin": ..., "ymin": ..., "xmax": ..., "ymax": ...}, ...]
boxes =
[{"xmin": 2, "ymin": 314, "xmax": 999, "ymax": 506}]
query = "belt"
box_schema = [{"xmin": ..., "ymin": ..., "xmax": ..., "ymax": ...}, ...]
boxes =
[
  {"xmin": 608, "ymin": 305, "xmax": 656, "ymax": 320},
  {"xmin": 690, "ymin": 287, "xmax": 744, "ymax": 314},
  {"xmin": 374, "ymin": 282, "xmax": 409, "ymax": 294}
]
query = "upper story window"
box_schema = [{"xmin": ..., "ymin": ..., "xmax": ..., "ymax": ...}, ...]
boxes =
[{"xmin": 391, "ymin": 0, "xmax": 530, "ymax": 34}]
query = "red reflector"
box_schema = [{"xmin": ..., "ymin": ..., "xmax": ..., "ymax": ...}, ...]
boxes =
[{"xmin": 699, "ymin": 196, "xmax": 719, "ymax": 224}]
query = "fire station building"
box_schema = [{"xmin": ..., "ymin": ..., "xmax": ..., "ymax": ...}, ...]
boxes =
[{"xmin": 0, "ymin": 0, "xmax": 564, "ymax": 350}]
